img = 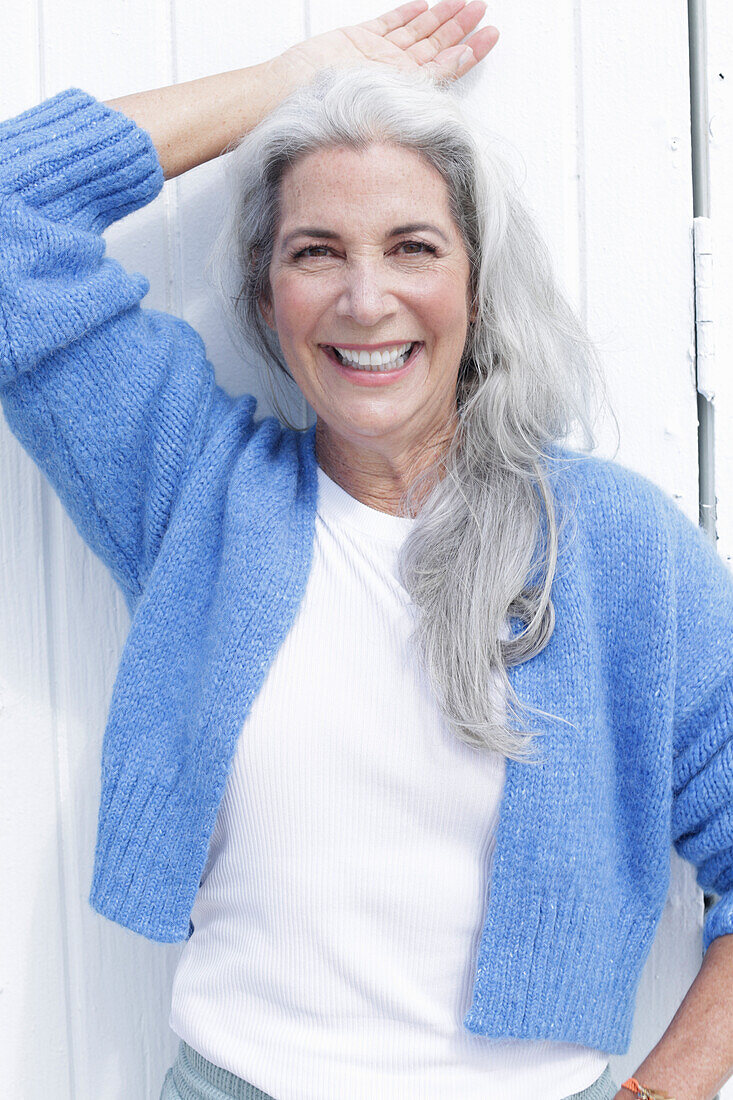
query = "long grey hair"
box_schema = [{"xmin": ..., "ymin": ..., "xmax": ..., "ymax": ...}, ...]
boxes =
[{"xmin": 207, "ymin": 64, "xmax": 614, "ymax": 763}]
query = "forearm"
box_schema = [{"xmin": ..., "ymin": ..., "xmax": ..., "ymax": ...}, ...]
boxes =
[
  {"xmin": 614, "ymin": 934, "xmax": 733, "ymax": 1100},
  {"xmin": 103, "ymin": 55, "xmax": 300, "ymax": 180}
]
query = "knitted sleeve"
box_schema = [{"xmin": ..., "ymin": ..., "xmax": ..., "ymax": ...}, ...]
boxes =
[
  {"xmin": 0, "ymin": 87, "xmax": 235, "ymax": 612},
  {"xmin": 666, "ymin": 497, "xmax": 733, "ymax": 955}
]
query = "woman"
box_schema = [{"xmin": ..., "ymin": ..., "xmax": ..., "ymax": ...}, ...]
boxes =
[{"xmin": 1, "ymin": 2, "xmax": 732, "ymax": 1099}]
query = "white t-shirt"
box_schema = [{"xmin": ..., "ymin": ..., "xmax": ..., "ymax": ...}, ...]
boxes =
[{"xmin": 169, "ymin": 463, "xmax": 608, "ymax": 1100}]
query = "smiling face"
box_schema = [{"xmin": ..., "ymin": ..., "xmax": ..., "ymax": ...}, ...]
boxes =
[{"xmin": 259, "ymin": 142, "xmax": 474, "ymax": 499}]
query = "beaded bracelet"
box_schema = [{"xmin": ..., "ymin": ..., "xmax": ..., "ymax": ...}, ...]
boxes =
[{"xmin": 621, "ymin": 1076, "xmax": 677, "ymax": 1100}]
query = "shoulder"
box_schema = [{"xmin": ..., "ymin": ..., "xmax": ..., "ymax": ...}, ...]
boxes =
[
  {"xmin": 545, "ymin": 444, "xmax": 688, "ymax": 567},
  {"xmin": 548, "ymin": 444, "xmax": 733, "ymax": 622},
  {"xmin": 547, "ymin": 444, "xmax": 678, "ymax": 520}
]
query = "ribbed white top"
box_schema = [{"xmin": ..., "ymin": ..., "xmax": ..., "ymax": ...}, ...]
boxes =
[{"xmin": 168, "ymin": 463, "xmax": 608, "ymax": 1100}]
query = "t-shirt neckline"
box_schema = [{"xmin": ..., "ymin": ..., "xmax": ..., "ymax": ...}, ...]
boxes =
[{"xmin": 315, "ymin": 464, "xmax": 416, "ymax": 545}]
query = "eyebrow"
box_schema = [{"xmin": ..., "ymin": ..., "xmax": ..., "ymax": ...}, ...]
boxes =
[{"xmin": 281, "ymin": 223, "xmax": 449, "ymax": 248}]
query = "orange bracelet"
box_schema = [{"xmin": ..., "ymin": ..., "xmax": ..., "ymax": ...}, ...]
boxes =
[{"xmin": 621, "ymin": 1077, "xmax": 676, "ymax": 1100}]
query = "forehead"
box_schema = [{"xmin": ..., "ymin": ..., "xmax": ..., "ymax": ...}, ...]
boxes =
[{"xmin": 276, "ymin": 142, "xmax": 453, "ymax": 231}]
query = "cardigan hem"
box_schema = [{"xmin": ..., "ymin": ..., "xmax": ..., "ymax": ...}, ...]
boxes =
[{"xmin": 461, "ymin": 885, "xmax": 658, "ymax": 1056}]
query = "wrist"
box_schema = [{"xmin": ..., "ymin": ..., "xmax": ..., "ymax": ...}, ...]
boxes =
[
  {"xmin": 260, "ymin": 47, "xmax": 318, "ymax": 104},
  {"xmin": 231, "ymin": 52, "xmax": 312, "ymax": 142},
  {"xmin": 620, "ymin": 1077, "xmax": 676, "ymax": 1099}
]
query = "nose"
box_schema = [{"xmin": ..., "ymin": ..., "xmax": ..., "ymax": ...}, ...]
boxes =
[{"xmin": 334, "ymin": 260, "xmax": 397, "ymax": 328}]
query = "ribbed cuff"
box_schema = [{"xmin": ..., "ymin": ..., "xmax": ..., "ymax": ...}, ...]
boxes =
[
  {"xmin": 88, "ymin": 765, "xmax": 213, "ymax": 943},
  {"xmin": 0, "ymin": 86, "xmax": 164, "ymax": 232}
]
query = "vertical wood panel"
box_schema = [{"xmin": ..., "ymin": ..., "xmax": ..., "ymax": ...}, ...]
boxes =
[
  {"xmin": 707, "ymin": 0, "xmax": 733, "ymax": 569},
  {"xmin": 3, "ymin": 0, "xmax": 42, "ymax": 111},
  {"xmin": 0, "ymin": 465, "xmax": 74, "ymax": 1093},
  {"xmin": 0, "ymin": 2, "xmax": 73, "ymax": 1095},
  {"xmin": 578, "ymin": 1, "xmax": 698, "ymax": 491}
]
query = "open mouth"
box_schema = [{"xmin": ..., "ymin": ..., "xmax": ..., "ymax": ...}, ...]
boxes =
[{"xmin": 322, "ymin": 342, "xmax": 422, "ymax": 373}]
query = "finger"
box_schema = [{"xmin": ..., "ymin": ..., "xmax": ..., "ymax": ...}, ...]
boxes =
[
  {"xmin": 428, "ymin": 25, "xmax": 499, "ymax": 78},
  {"xmin": 405, "ymin": 0, "xmax": 487, "ymax": 63},
  {"xmin": 459, "ymin": 24, "xmax": 500, "ymax": 63},
  {"xmin": 385, "ymin": 0, "xmax": 468, "ymax": 49},
  {"xmin": 359, "ymin": 0, "xmax": 429, "ymax": 36}
]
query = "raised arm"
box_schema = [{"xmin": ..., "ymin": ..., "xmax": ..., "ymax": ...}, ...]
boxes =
[{"xmin": 0, "ymin": 90, "xmax": 234, "ymax": 614}]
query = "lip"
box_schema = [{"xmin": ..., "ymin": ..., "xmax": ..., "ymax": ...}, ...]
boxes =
[
  {"xmin": 321, "ymin": 342, "xmax": 423, "ymax": 385},
  {"xmin": 320, "ymin": 341, "xmax": 419, "ymax": 351}
]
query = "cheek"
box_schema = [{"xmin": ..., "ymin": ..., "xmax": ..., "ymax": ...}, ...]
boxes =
[
  {"xmin": 413, "ymin": 274, "xmax": 469, "ymax": 338},
  {"xmin": 271, "ymin": 276, "xmax": 329, "ymax": 335}
]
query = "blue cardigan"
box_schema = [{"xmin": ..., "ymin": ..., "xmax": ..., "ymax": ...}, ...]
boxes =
[{"xmin": 2, "ymin": 88, "xmax": 733, "ymax": 1058}]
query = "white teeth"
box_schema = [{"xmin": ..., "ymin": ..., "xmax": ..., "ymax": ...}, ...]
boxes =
[{"xmin": 329, "ymin": 342, "xmax": 416, "ymax": 371}]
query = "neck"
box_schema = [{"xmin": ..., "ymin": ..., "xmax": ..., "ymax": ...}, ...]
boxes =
[{"xmin": 314, "ymin": 418, "xmax": 456, "ymax": 517}]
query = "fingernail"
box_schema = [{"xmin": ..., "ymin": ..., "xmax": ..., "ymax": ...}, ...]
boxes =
[{"xmin": 458, "ymin": 46, "xmax": 474, "ymax": 68}]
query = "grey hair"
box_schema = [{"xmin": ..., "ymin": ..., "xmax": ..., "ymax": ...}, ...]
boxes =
[{"xmin": 207, "ymin": 64, "xmax": 616, "ymax": 763}]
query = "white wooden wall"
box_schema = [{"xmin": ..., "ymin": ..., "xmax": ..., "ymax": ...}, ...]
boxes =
[{"xmin": 1, "ymin": 1, "xmax": 731, "ymax": 1096}]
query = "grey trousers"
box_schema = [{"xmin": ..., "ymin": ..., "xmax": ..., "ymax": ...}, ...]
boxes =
[{"xmin": 160, "ymin": 1038, "xmax": 619, "ymax": 1099}]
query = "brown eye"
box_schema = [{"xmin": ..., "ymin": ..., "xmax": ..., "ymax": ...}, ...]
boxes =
[
  {"xmin": 292, "ymin": 245, "xmax": 332, "ymax": 259},
  {"xmin": 398, "ymin": 240, "xmax": 437, "ymax": 256}
]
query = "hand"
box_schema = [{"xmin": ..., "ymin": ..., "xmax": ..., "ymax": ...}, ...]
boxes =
[{"xmin": 279, "ymin": 0, "xmax": 499, "ymax": 86}]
